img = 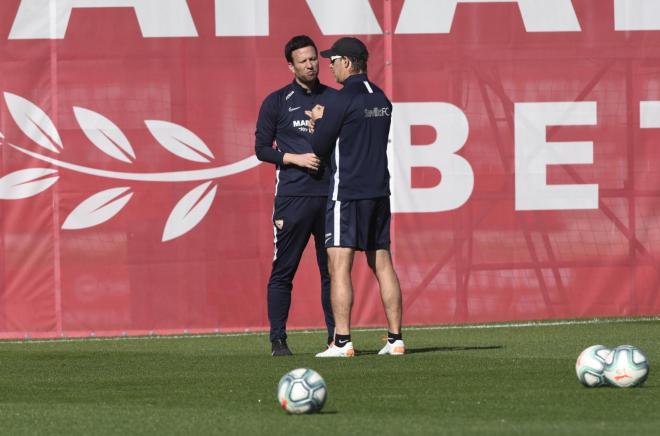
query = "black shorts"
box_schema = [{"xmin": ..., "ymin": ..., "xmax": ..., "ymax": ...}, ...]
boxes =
[{"xmin": 325, "ymin": 197, "xmax": 391, "ymax": 251}]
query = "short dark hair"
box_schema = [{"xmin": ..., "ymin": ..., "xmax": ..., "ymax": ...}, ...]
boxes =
[
  {"xmin": 346, "ymin": 56, "xmax": 368, "ymax": 74},
  {"xmin": 284, "ymin": 35, "xmax": 317, "ymax": 63}
]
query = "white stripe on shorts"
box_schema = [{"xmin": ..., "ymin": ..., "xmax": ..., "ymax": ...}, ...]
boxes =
[
  {"xmin": 333, "ymin": 200, "xmax": 341, "ymax": 246},
  {"xmin": 332, "ymin": 138, "xmax": 340, "ymax": 201}
]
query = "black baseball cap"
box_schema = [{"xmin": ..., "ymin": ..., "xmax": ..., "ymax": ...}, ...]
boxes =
[{"xmin": 320, "ymin": 37, "xmax": 369, "ymax": 60}]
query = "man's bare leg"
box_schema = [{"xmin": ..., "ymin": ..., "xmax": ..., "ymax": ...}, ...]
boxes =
[
  {"xmin": 367, "ymin": 249, "xmax": 402, "ymax": 334},
  {"xmin": 316, "ymin": 247, "xmax": 357, "ymax": 357},
  {"xmin": 327, "ymin": 247, "xmax": 355, "ymax": 335}
]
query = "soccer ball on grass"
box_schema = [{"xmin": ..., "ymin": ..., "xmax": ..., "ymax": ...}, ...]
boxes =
[
  {"xmin": 575, "ymin": 345, "xmax": 611, "ymax": 387},
  {"xmin": 277, "ymin": 368, "xmax": 327, "ymax": 414},
  {"xmin": 603, "ymin": 345, "xmax": 649, "ymax": 388}
]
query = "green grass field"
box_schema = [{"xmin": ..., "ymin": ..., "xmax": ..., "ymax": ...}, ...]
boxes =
[{"xmin": 0, "ymin": 318, "xmax": 658, "ymax": 435}]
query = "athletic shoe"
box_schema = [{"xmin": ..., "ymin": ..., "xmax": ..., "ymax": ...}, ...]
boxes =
[
  {"xmin": 378, "ymin": 339, "xmax": 405, "ymax": 355},
  {"xmin": 315, "ymin": 342, "xmax": 355, "ymax": 357},
  {"xmin": 271, "ymin": 339, "xmax": 293, "ymax": 356}
]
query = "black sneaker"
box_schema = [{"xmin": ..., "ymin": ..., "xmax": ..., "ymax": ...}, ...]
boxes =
[{"xmin": 271, "ymin": 339, "xmax": 293, "ymax": 356}]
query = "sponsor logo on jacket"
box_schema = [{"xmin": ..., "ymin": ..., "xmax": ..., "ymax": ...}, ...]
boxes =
[{"xmin": 364, "ymin": 107, "xmax": 391, "ymax": 118}]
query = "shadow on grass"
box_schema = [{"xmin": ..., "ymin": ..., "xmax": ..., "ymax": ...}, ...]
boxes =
[{"xmin": 357, "ymin": 345, "xmax": 503, "ymax": 356}]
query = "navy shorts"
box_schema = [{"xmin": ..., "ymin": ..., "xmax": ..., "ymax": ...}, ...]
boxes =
[{"xmin": 325, "ymin": 197, "xmax": 391, "ymax": 251}]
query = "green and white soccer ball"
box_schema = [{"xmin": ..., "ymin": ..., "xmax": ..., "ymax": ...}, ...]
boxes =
[
  {"xmin": 277, "ymin": 368, "xmax": 327, "ymax": 414},
  {"xmin": 575, "ymin": 345, "xmax": 611, "ymax": 387},
  {"xmin": 603, "ymin": 345, "xmax": 649, "ymax": 388}
]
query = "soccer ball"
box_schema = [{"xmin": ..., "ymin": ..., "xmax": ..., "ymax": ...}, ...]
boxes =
[
  {"xmin": 277, "ymin": 368, "xmax": 327, "ymax": 414},
  {"xmin": 603, "ymin": 345, "xmax": 649, "ymax": 388},
  {"xmin": 575, "ymin": 345, "xmax": 611, "ymax": 387}
]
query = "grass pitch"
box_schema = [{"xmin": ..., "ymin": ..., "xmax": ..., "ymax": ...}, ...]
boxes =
[{"xmin": 0, "ymin": 318, "xmax": 658, "ymax": 435}]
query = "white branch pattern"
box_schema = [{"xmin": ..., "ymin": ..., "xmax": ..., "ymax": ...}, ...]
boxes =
[{"xmin": 1, "ymin": 92, "xmax": 261, "ymax": 241}]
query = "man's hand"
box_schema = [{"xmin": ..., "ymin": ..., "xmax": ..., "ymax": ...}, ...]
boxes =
[
  {"xmin": 305, "ymin": 104, "xmax": 324, "ymax": 132},
  {"xmin": 283, "ymin": 152, "xmax": 321, "ymax": 172}
]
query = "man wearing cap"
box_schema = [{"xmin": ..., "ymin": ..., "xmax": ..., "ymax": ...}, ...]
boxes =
[
  {"xmin": 255, "ymin": 35, "xmax": 336, "ymax": 356},
  {"xmin": 308, "ymin": 37, "xmax": 404, "ymax": 358}
]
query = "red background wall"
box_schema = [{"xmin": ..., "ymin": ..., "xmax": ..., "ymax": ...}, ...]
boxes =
[{"xmin": 1, "ymin": 0, "xmax": 659, "ymax": 339}]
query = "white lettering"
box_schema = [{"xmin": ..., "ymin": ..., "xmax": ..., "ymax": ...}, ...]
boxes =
[
  {"xmin": 364, "ymin": 107, "xmax": 391, "ymax": 118},
  {"xmin": 216, "ymin": 0, "xmax": 268, "ymax": 36},
  {"xmin": 10, "ymin": 0, "xmax": 198, "ymax": 39},
  {"xmin": 640, "ymin": 101, "xmax": 660, "ymax": 128},
  {"xmin": 615, "ymin": 0, "xmax": 660, "ymax": 31},
  {"xmin": 389, "ymin": 102, "xmax": 473, "ymax": 213},
  {"xmin": 14, "ymin": 1, "xmax": 660, "ymax": 39},
  {"xmin": 306, "ymin": 0, "xmax": 382, "ymax": 35},
  {"xmin": 293, "ymin": 120, "xmax": 310, "ymax": 127},
  {"xmin": 396, "ymin": 0, "xmax": 581, "ymax": 34},
  {"xmin": 515, "ymin": 102, "xmax": 597, "ymax": 211}
]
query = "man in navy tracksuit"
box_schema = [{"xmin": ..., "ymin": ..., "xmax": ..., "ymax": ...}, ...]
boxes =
[
  {"xmin": 255, "ymin": 35, "xmax": 336, "ymax": 356},
  {"xmin": 309, "ymin": 37, "xmax": 404, "ymax": 358}
]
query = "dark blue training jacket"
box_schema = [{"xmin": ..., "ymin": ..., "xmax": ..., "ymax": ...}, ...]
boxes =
[
  {"xmin": 311, "ymin": 74, "xmax": 392, "ymax": 201},
  {"xmin": 255, "ymin": 79, "xmax": 336, "ymax": 197}
]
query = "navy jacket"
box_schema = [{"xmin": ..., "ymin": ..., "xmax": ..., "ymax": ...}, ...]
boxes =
[
  {"xmin": 255, "ymin": 80, "xmax": 336, "ymax": 197},
  {"xmin": 311, "ymin": 74, "xmax": 392, "ymax": 201}
]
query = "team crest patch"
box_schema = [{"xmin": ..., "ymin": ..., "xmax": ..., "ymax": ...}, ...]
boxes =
[{"xmin": 274, "ymin": 219, "xmax": 284, "ymax": 230}]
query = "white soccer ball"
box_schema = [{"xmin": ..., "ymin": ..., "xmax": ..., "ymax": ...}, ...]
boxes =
[
  {"xmin": 603, "ymin": 345, "xmax": 649, "ymax": 388},
  {"xmin": 575, "ymin": 345, "xmax": 611, "ymax": 387},
  {"xmin": 277, "ymin": 368, "xmax": 327, "ymax": 414}
]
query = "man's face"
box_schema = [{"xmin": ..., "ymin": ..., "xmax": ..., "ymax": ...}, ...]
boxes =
[
  {"xmin": 329, "ymin": 55, "xmax": 349, "ymax": 84},
  {"xmin": 288, "ymin": 46, "xmax": 319, "ymax": 84}
]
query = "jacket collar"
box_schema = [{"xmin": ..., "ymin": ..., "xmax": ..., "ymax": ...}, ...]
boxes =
[
  {"xmin": 291, "ymin": 78, "xmax": 322, "ymax": 95},
  {"xmin": 343, "ymin": 73, "xmax": 368, "ymax": 86}
]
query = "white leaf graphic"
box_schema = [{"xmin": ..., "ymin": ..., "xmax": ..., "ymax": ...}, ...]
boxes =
[
  {"xmin": 145, "ymin": 120, "xmax": 215, "ymax": 163},
  {"xmin": 4, "ymin": 92, "xmax": 63, "ymax": 153},
  {"xmin": 162, "ymin": 181, "xmax": 217, "ymax": 242},
  {"xmin": 62, "ymin": 187, "xmax": 133, "ymax": 230},
  {"xmin": 74, "ymin": 107, "xmax": 136, "ymax": 163},
  {"xmin": 0, "ymin": 168, "xmax": 58, "ymax": 199}
]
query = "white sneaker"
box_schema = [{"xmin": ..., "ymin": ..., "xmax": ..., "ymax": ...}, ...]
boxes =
[
  {"xmin": 378, "ymin": 339, "xmax": 405, "ymax": 355},
  {"xmin": 315, "ymin": 342, "xmax": 355, "ymax": 357}
]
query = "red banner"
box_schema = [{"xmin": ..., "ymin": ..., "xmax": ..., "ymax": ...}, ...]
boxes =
[{"xmin": 1, "ymin": 0, "xmax": 660, "ymax": 339}]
